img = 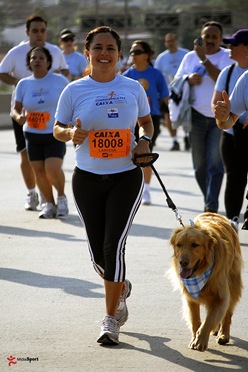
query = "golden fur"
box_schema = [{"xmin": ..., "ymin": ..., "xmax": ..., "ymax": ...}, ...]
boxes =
[{"xmin": 169, "ymin": 212, "xmax": 243, "ymax": 351}]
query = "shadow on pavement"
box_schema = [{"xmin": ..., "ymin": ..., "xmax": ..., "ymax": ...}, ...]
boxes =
[
  {"xmin": 0, "ymin": 224, "xmax": 83, "ymax": 242},
  {"xmin": 118, "ymin": 331, "xmax": 248, "ymax": 371},
  {"xmin": 0, "ymin": 267, "xmax": 104, "ymax": 298}
]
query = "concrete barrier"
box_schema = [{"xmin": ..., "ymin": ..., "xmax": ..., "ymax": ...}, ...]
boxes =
[{"xmin": 0, "ymin": 93, "xmax": 12, "ymax": 128}]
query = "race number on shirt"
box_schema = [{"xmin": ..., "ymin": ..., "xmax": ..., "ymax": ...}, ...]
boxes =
[
  {"xmin": 27, "ymin": 112, "xmax": 50, "ymax": 130},
  {"xmin": 89, "ymin": 129, "xmax": 131, "ymax": 159}
]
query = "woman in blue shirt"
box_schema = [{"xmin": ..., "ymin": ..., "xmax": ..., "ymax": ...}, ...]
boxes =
[{"xmin": 123, "ymin": 40, "xmax": 169, "ymax": 205}]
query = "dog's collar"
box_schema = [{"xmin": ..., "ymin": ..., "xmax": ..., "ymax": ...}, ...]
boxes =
[{"xmin": 180, "ymin": 260, "xmax": 214, "ymax": 299}]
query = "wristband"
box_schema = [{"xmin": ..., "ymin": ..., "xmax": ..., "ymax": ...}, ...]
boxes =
[{"xmin": 139, "ymin": 135, "xmax": 151, "ymax": 144}]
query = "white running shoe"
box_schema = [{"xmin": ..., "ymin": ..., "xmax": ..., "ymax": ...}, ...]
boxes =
[
  {"xmin": 25, "ymin": 192, "xmax": 39, "ymax": 211},
  {"xmin": 57, "ymin": 195, "xmax": 69, "ymax": 217},
  {"xmin": 116, "ymin": 280, "xmax": 132, "ymax": 327},
  {"xmin": 142, "ymin": 190, "xmax": 151, "ymax": 205},
  {"xmin": 97, "ymin": 315, "xmax": 120, "ymax": 345},
  {"xmin": 230, "ymin": 216, "xmax": 239, "ymax": 234},
  {"xmin": 39, "ymin": 202, "xmax": 57, "ymax": 219}
]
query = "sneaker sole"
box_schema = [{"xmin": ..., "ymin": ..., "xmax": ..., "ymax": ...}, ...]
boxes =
[
  {"xmin": 97, "ymin": 333, "xmax": 119, "ymax": 345},
  {"xmin": 56, "ymin": 213, "xmax": 68, "ymax": 218},
  {"xmin": 39, "ymin": 214, "xmax": 56, "ymax": 219}
]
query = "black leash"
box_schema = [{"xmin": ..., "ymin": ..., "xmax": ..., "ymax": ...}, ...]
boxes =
[{"xmin": 133, "ymin": 153, "xmax": 184, "ymax": 228}]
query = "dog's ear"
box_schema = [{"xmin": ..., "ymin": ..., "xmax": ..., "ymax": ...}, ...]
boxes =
[
  {"xmin": 204, "ymin": 230, "xmax": 217, "ymax": 250},
  {"xmin": 201, "ymin": 229, "xmax": 217, "ymax": 262},
  {"xmin": 169, "ymin": 228, "xmax": 183, "ymax": 247}
]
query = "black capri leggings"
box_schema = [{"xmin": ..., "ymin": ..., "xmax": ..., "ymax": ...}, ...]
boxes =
[
  {"xmin": 72, "ymin": 166, "xmax": 143, "ymax": 282},
  {"xmin": 220, "ymin": 123, "xmax": 248, "ymax": 219}
]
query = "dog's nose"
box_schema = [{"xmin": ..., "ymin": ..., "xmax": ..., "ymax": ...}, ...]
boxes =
[{"xmin": 180, "ymin": 257, "xmax": 189, "ymax": 267}]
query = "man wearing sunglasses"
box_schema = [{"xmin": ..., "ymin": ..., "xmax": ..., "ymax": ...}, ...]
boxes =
[{"xmin": 59, "ymin": 29, "xmax": 88, "ymax": 81}]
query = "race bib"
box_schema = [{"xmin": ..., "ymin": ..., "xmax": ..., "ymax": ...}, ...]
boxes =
[
  {"xmin": 89, "ymin": 129, "xmax": 131, "ymax": 159},
  {"xmin": 27, "ymin": 112, "xmax": 50, "ymax": 130}
]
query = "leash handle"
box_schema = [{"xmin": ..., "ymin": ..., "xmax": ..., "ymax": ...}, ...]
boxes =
[
  {"xmin": 132, "ymin": 152, "xmax": 159, "ymax": 168},
  {"xmin": 133, "ymin": 152, "xmax": 184, "ymax": 227}
]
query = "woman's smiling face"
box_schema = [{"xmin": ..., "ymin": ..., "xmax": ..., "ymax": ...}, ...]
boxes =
[{"xmin": 86, "ymin": 32, "xmax": 120, "ymax": 78}]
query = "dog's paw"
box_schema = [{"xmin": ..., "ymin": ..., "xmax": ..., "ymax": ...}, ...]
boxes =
[
  {"xmin": 189, "ymin": 334, "xmax": 209, "ymax": 351},
  {"xmin": 216, "ymin": 333, "xmax": 230, "ymax": 345}
]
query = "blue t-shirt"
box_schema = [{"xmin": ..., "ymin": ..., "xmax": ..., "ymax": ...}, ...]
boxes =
[
  {"xmin": 215, "ymin": 64, "xmax": 248, "ymax": 124},
  {"xmin": 123, "ymin": 65, "xmax": 169, "ymax": 116},
  {"xmin": 15, "ymin": 72, "xmax": 69, "ymax": 134},
  {"xmin": 154, "ymin": 48, "xmax": 189, "ymax": 85},
  {"xmin": 55, "ymin": 74, "xmax": 150, "ymax": 174},
  {"xmin": 230, "ymin": 70, "xmax": 248, "ymax": 118},
  {"xmin": 63, "ymin": 51, "xmax": 88, "ymax": 78}
]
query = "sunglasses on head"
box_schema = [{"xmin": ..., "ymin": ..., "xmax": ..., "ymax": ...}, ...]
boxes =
[
  {"xmin": 129, "ymin": 49, "xmax": 145, "ymax": 56},
  {"xmin": 62, "ymin": 37, "xmax": 74, "ymax": 42}
]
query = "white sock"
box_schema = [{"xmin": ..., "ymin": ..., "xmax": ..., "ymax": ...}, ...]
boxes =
[
  {"xmin": 144, "ymin": 183, "xmax": 150, "ymax": 192},
  {"xmin": 27, "ymin": 188, "xmax": 36, "ymax": 194},
  {"xmin": 57, "ymin": 195, "xmax": 66, "ymax": 200}
]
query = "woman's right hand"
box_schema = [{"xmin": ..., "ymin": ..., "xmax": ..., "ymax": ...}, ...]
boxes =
[{"xmin": 71, "ymin": 118, "xmax": 89, "ymax": 145}]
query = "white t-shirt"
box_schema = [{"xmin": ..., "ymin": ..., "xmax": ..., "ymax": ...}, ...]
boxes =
[
  {"xmin": 0, "ymin": 41, "xmax": 68, "ymax": 113},
  {"xmin": 55, "ymin": 74, "xmax": 150, "ymax": 174},
  {"xmin": 176, "ymin": 48, "xmax": 233, "ymax": 117},
  {"xmin": 15, "ymin": 72, "xmax": 68, "ymax": 134}
]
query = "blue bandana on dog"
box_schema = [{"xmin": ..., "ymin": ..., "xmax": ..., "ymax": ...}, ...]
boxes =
[{"xmin": 180, "ymin": 261, "xmax": 214, "ymax": 299}]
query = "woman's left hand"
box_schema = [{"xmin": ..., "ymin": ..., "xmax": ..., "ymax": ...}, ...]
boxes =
[
  {"xmin": 132, "ymin": 140, "xmax": 151, "ymax": 164},
  {"xmin": 18, "ymin": 107, "xmax": 27, "ymax": 126}
]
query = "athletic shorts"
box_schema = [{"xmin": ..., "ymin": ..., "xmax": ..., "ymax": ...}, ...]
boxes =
[
  {"xmin": 12, "ymin": 118, "xmax": 26, "ymax": 153},
  {"xmin": 24, "ymin": 132, "xmax": 66, "ymax": 161}
]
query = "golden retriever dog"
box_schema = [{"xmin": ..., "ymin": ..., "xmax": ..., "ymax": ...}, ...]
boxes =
[{"xmin": 169, "ymin": 212, "xmax": 243, "ymax": 351}]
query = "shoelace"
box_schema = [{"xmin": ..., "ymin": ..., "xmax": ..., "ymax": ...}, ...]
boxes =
[
  {"xmin": 102, "ymin": 317, "xmax": 118, "ymax": 332},
  {"xmin": 58, "ymin": 199, "xmax": 67, "ymax": 209}
]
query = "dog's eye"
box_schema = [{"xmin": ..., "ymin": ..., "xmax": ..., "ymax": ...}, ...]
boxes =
[
  {"xmin": 191, "ymin": 243, "xmax": 199, "ymax": 248},
  {"xmin": 176, "ymin": 243, "xmax": 182, "ymax": 248}
]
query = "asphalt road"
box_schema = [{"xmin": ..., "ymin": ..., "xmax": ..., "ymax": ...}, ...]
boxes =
[{"xmin": 0, "ymin": 127, "xmax": 247, "ymax": 371}]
